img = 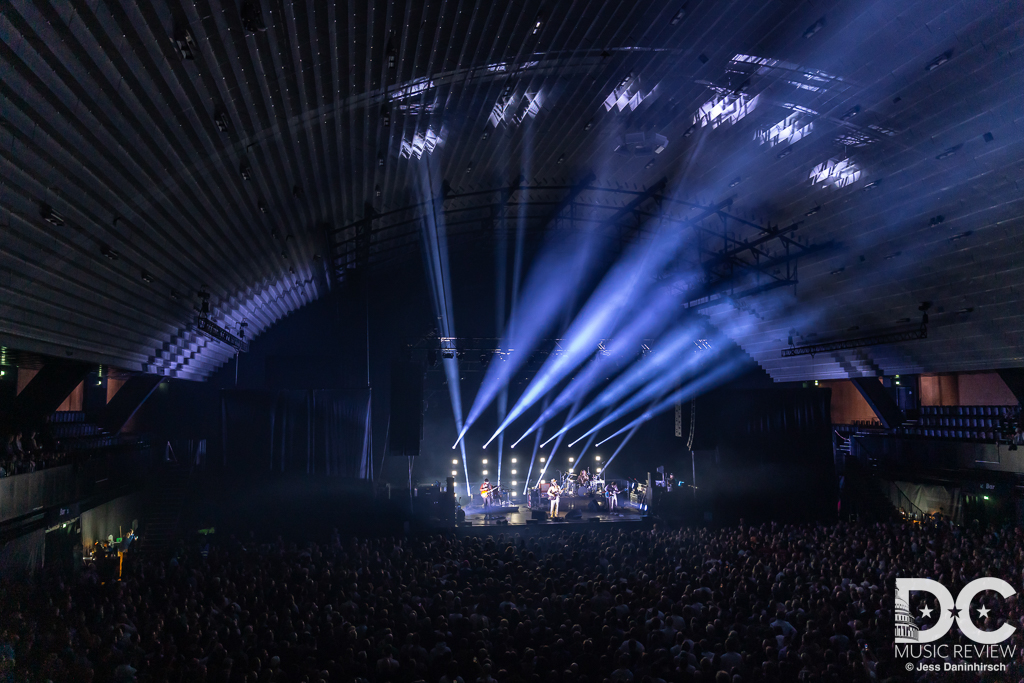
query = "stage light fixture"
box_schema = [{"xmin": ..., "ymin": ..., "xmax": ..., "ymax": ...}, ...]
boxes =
[
  {"xmin": 670, "ymin": 7, "xmax": 686, "ymax": 25},
  {"xmin": 40, "ymin": 203, "xmax": 65, "ymax": 226},
  {"xmin": 511, "ymin": 470, "xmax": 517, "ymax": 474},
  {"xmin": 568, "ymin": 457, "xmax": 574, "ymax": 462},
  {"xmin": 511, "ymin": 458, "xmax": 517, "ymax": 463},
  {"xmin": 803, "ymin": 17, "xmax": 826, "ymax": 38},
  {"xmin": 805, "ymin": 206, "xmax": 820, "ymax": 216},
  {"xmin": 533, "ymin": 16, "xmax": 543, "ymax": 34},
  {"xmin": 511, "ymin": 492, "xmax": 517, "ymax": 497},
  {"xmin": 452, "ymin": 470, "xmax": 458, "ymax": 476},
  {"xmin": 511, "ymin": 481, "xmax": 517, "ymax": 486},
  {"xmin": 925, "ymin": 49, "xmax": 953, "ymax": 71},
  {"xmin": 540, "ymin": 457, "xmax": 546, "ymax": 462},
  {"xmin": 596, "ymin": 468, "xmax": 601, "ymax": 473},
  {"xmin": 482, "ymin": 459, "xmax": 488, "ymax": 464},
  {"xmin": 452, "ymin": 459, "xmax": 458, "ymax": 464},
  {"xmin": 483, "ymin": 470, "xmax": 488, "ymax": 475},
  {"xmin": 595, "ymin": 455, "xmax": 601, "ymax": 461}
]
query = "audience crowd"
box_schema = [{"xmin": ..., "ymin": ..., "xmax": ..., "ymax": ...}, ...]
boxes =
[
  {"xmin": 1, "ymin": 431, "xmax": 56, "ymax": 477},
  {"xmin": 2, "ymin": 519, "xmax": 1023, "ymax": 683}
]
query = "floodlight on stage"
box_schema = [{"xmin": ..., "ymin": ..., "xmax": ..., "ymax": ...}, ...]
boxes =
[
  {"xmin": 511, "ymin": 458, "xmax": 517, "ymax": 463},
  {"xmin": 569, "ymin": 457, "xmax": 574, "ymax": 462},
  {"xmin": 596, "ymin": 468, "xmax": 602, "ymax": 473},
  {"xmin": 512, "ymin": 492, "xmax": 517, "ymax": 497},
  {"xmin": 540, "ymin": 457, "xmax": 546, "ymax": 462},
  {"xmin": 482, "ymin": 459, "xmax": 488, "ymax": 464},
  {"xmin": 452, "ymin": 459, "xmax": 458, "ymax": 464},
  {"xmin": 483, "ymin": 470, "xmax": 488, "ymax": 475},
  {"xmin": 595, "ymin": 455, "xmax": 601, "ymax": 460},
  {"xmin": 512, "ymin": 481, "xmax": 517, "ymax": 486},
  {"xmin": 452, "ymin": 470, "xmax": 458, "ymax": 476},
  {"xmin": 511, "ymin": 470, "xmax": 517, "ymax": 474}
]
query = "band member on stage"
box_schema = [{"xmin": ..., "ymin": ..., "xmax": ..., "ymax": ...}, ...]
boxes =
[
  {"xmin": 548, "ymin": 478, "xmax": 561, "ymax": 516},
  {"xmin": 480, "ymin": 478, "xmax": 494, "ymax": 507},
  {"xmin": 576, "ymin": 468, "xmax": 590, "ymax": 493},
  {"xmin": 606, "ymin": 480, "xmax": 620, "ymax": 511}
]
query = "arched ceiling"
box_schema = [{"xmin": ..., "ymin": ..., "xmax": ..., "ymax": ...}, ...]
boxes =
[{"xmin": 1, "ymin": 0, "xmax": 1022, "ymax": 381}]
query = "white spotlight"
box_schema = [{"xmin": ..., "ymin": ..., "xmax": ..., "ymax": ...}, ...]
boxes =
[
  {"xmin": 452, "ymin": 470, "xmax": 458, "ymax": 475},
  {"xmin": 452, "ymin": 459, "xmax": 458, "ymax": 464},
  {"xmin": 483, "ymin": 470, "xmax": 488, "ymax": 475}
]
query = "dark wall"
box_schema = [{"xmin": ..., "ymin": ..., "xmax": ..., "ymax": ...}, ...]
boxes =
[
  {"xmin": 691, "ymin": 386, "xmax": 836, "ymax": 524},
  {"xmin": 130, "ymin": 262, "xmax": 436, "ymax": 474}
]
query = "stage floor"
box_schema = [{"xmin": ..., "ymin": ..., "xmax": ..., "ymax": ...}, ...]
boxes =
[{"xmin": 461, "ymin": 498, "xmax": 644, "ymax": 526}]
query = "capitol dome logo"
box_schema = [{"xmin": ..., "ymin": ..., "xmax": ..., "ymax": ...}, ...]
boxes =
[{"xmin": 895, "ymin": 597, "xmax": 919, "ymax": 641}]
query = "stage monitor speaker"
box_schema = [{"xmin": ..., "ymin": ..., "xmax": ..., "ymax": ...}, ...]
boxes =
[
  {"xmin": 565, "ymin": 509, "xmax": 583, "ymax": 520},
  {"xmin": 531, "ymin": 509, "xmax": 548, "ymax": 521},
  {"xmin": 389, "ymin": 360, "xmax": 424, "ymax": 456}
]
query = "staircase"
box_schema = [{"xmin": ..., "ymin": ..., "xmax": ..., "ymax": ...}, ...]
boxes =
[
  {"xmin": 842, "ymin": 473, "xmax": 901, "ymax": 522},
  {"xmin": 138, "ymin": 461, "xmax": 193, "ymax": 553},
  {"xmin": 829, "ymin": 350, "xmax": 883, "ymax": 378}
]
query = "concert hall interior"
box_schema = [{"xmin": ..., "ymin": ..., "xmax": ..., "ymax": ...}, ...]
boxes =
[{"xmin": 1, "ymin": 1, "xmax": 1024, "ymax": 681}]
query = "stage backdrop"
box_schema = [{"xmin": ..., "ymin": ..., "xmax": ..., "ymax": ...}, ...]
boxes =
[{"xmin": 221, "ymin": 389, "xmax": 371, "ymax": 477}]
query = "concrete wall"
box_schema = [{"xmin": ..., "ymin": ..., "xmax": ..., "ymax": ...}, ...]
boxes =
[
  {"xmin": 920, "ymin": 372, "xmax": 1016, "ymax": 406},
  {"xmin": 0, "ymin": 528, "xmax": 45, "ymax": 580},
  {"xmin": 958, "ymin": 373, "xmax": 1017, "ymax": 405},
  {"xmin": 819, "ymin": 380, "xmax": 877, "ymax": 423}
]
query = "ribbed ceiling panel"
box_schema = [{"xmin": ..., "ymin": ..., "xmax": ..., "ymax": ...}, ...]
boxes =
[{"xmin": 0, "ymin": 0, "xmax": 1021, "ymax": 380}]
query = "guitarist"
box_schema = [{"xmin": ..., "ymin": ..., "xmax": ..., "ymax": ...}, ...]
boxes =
[
  {"xmin": 547, "ymin": 478, "xmax": 562, "ymax": 517},
  {"xmin": 480, "ymin": 478, "xmax": 495, "ymax": 508}
]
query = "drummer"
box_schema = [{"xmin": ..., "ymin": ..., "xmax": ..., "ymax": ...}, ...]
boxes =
[{"xmin": 577, "ymin": 468, "xmax": 590, "ymax": 492}]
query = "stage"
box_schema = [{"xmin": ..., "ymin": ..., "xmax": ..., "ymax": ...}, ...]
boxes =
[{"xmin": 460, "ymin": 495, "xmax": 645, "ymax": 527}]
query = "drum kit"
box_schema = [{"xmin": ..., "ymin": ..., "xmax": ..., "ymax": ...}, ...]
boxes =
[{"xmin": 551, "ymin": 470, "xmax": 606, "ymax": 497}]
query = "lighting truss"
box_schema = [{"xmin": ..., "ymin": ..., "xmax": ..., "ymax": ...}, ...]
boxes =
[
  {"xmin": 399, "ymin": 128, "xmax": 443, "ymax": 159},
  {"xmin": 602, "ymin": 75, "xmax": 653, "ymax": 113},
  {"xmin": 809, "ymin": 157, "xmax": 862, "ymax": 188},
  {"xmin": 327, "ymin": 181, "xmax": 829, "ymax": 296},
  {"xmin": 781, "ymin": 326, "xmax": 927, "ymax": 357},
  {"xmin": 756, "ymin": 111, "xmax": 814, "ymax": 147},
  {"xmin": 694, "ymin": 91, "xmax": 760, "ymax": 129},
  {"xmin": 489, "ymin": 90, "xmax": 544, "ymax": 128}
]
